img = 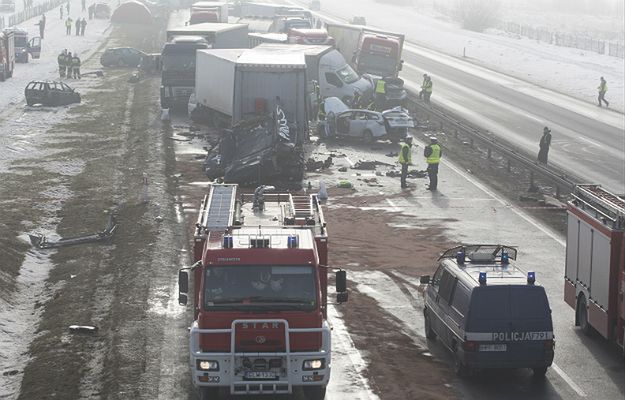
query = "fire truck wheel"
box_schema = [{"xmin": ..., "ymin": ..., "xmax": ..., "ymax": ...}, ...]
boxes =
[
  {"xmin": 302, "ymin": 385, "xmax": 327, "ymax": 400},
  {"xmin": 424, "ymin": 309, "xmax": 437, "ymax": 340},
  {"xmin": 198, "ymin": 387, "xmax": 219, "ymax": 400},
  {"xmin": 577, "ymin": 295, "xmax": 593, "ymax": 336}
]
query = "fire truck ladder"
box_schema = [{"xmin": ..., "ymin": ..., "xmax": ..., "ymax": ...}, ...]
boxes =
[
  {"xmin": 199, "ymin": 184, "xmax": 237, "ymax": 233},
  {"xmin": 290, "ymin": 195, "xmax": 313, "ymax": 221},
  {"xmin": 573, "ymin": 184, "xmax": 625, "ymax": 230}
]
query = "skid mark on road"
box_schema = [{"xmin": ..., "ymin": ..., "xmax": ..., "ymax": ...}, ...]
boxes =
[{"xmin": 350, "ymin": 270, "xmax": 426, "ymax": 345}]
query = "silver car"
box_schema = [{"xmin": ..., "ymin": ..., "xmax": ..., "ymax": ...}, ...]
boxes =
[{"xmin": 320, "ymin": 97, "xmax": 414, "ymax": 142}]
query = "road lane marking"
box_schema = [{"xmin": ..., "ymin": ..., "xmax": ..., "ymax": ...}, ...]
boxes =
[
  {"xmin": 578, "ymin": 136, "xmax": 601, "ymax": 147},
  {"xmin": 344, "ymin": 156, "xmax": 355, "ymax": 167},
  {"xmin": 440, "ymin": 158, "xmax": 566, "ymax": 247},
  {"xmin": 552, "ymin": 363, "xmax": 587, "ymax": 397},
  {"xmin": 328, "ymin": 305, "xmax": 379, "ymax": 400},
  {"xmin": 386, "ymin": 199, "xmax": 400, "ymax": 211}
]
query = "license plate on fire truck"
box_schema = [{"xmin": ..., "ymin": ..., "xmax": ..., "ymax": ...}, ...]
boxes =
[
  {"xmin": 479, "ymin": 344, "xmax": 507, "ymax": 352},
  {"xmin": 244, "ymin": 371, "xmax": 277, "ymax": 380}
]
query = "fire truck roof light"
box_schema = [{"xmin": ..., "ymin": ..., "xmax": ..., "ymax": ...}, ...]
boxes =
[
  {"xmin": 478, "ymin": 272, "xmax": 487, "ymax": 285},
  {"xmin": 527, "ymin": 271, "xmax": 536, "ymax": 285}
]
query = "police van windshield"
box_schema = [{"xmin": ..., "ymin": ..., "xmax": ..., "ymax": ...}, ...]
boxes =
[
  {"xmin": 203, "ymin": 265, "xmax": 317, "ymax": 311},
  {"xmin": 467, "ymin": 286, "xmax": 551, "ymax": 330}
]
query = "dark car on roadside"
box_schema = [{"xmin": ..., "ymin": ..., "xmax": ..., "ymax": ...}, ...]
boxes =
[
  {"xmin": 100, "ymin": 47, "xmax": 146, "ymax": 68},
  {"xmin": 25, "ymin": 80, "xmax": 81, "ymax": 106}
]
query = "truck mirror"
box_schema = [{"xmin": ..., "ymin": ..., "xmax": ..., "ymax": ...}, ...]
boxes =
[
  {"xmin": 178, "ymin": 293, "xmax": 188, "ymax": 306},
  {"xmin": 420, "ymin": 275, "xmax": 431, "ymax": 284},
  {"xmin": 179, "ymin": 270, "xmax": 189, "ymax": 294},
  {"xmin": 336, "ymin": 269, "xmax": 347, "ymax": 293},
  {"xmin": 336, "ymin": 292, "xmax": 348, "ymax": 303}
]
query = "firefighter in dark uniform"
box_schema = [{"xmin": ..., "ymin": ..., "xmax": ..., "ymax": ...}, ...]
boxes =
[
  {"xmin": 57, "ymin": 49, "xmax": 67, "ymax": 78},
  {"xmin": 71, "ymin": 52, "xmax": 81, "ymax": 79},
  {"xmin": 424, "ymin": 136, "xmax": 442, "ymax": 190},
  {"xmin": 398, "ymin": 135, "xmax": 413, "ymax": 189}
]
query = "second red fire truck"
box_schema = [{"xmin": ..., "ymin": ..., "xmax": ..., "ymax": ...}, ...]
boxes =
[{"xmin": 564, "ymin": 184, "xmax": 625, "ymax": 354}]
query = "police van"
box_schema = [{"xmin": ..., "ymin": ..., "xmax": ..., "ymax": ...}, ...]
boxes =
[{"xmin": 420, "ymin": 245, "xmax": 554, "ymax": 377}]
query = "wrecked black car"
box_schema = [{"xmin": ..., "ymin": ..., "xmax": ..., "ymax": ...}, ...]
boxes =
[
  {"xmin": 25, "ymin": 80, "xmax": 81, "ymax": 106},
  {"xmin": 205, "ymin": 106, "xmax": 304, "ymax": 185}
]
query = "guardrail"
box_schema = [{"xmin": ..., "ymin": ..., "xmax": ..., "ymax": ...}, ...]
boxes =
[{"xmin": 406, "ymin": 93, "xmax": 580, "ymax": 198}]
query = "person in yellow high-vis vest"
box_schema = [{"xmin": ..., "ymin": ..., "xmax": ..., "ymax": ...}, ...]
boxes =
[
  {"xmin": 398, "ymin": 135, "xmax": 413, "ymax": 189},
  {"xmin": 424, "ymin": 136, "xmax": 442, "ymax": 190},
  {"xmin": 374, "ymin": 77, "xmax": 386, "ymax": 110}
]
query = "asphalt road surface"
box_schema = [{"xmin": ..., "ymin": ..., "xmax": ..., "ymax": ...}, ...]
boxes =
[{"xmin": 288, "ymin": 0, "xmax": 625, "ymax": 194}]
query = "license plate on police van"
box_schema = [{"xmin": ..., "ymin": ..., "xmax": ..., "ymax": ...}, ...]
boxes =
[
  {"xmin": 244, "ymin": 371, "xmax": 276, "ymax": 380},
  {"xmin": 479, "ymin": 344, "xmax": 507, "ymax": 352}
]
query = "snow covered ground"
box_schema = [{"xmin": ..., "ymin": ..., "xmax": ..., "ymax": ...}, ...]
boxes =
[{"xmin": 305, "ymin": 0, "xmax": 625, "ymax": 113}]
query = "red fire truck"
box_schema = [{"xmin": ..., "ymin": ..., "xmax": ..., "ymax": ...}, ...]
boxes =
[
  {"xmin": 564, "ymin": 184, "xmax": 625, "ymax": 354},
  {"xmin": 0, "ymin": 29, "xmax": 15, "ymax": 81},
  {"xmin": 178, "ymin": 184, "xmax": 348, "ymax": 400}
]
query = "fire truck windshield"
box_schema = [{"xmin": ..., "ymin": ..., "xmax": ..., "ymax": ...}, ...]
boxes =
[{"xmin": 203, "ymin": 265, "xmax": 317, "ymax": 310}]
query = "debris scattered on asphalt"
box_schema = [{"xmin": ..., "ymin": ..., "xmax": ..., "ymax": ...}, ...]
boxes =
[
  {"xmin": 306, "ymin": 156, "xmax": 333, "ymax": 172},
  {"xmin": 29, "ymin": 215, "xmax": 117, "ymax": 249},
  {"xmin": 69, "ymin": 325, "xmax": 99, "ymax": 334},
  {"xmin": 337, "ymin": 180, "xmax": 353, "ymax": 189},
  {"xmin": 337, "ymin": 166, "xmax": 348, "ymax": 172},
  {"xmin": 385, "ymin": 152, "xmax": 398, "ymax": 157},
  {"xmin": 155, "ymin": 216, "xmax": 164, "ymax": 222},
  {"xmin": 352, "ymin": 160, "xmax": 393, "ymax": 170},
  {"xmin": 2, "ymin": 370, "xmax": 19, "ymax": 376}
]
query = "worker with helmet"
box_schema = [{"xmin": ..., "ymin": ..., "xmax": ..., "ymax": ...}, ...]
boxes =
[
  {"xmin": 398, "ymin": 135, "xmax": 413, "ymax": 189},
  {"xmin": 424, "ymin": 136, "xmax": 442, "ymax": 190}
]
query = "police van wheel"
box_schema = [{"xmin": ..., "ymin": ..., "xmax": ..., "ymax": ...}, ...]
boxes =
[
  {"xmin": 532, "ymin": 366, "xmax": 548, "ymax": 378},
  {"xmin": 577, "ymin": 295, "xmax": 593, "ymax": 336},
  {"xmin": 424, "ymin": 309, "xmax": 436, "ymax": 340}
]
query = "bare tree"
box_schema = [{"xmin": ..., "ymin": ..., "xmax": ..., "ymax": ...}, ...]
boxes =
[{"xmin": 454, "ymin": 0, "xmax": 500, "ymax": 32}]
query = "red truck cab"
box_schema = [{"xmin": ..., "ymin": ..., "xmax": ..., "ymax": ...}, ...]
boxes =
[
  {"xmin": 287, "ymin": 28, "xmax": 335, "ymax": 45},
  {"xmin": 190, "ymin": 11, "xmax": 220, "ymax": 24},
  {"xmin": 179, "ymin": 184, "xmax": 347, "ymax": 400},
  {"xmin": 356, "ymin": 33, "xmax": 402, "ymax": 78}
]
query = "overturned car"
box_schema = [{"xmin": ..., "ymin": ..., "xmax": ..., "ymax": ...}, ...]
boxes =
[
  {"xmin": 205, "ymin": 106, "xmax": 304, "ymax": 185},
  {"xmin": 318, "ymin": 97, "xmax": 414, "ymax": 143}
]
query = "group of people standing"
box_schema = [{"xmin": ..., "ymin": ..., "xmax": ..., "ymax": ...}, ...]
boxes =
[
  {"xmin": 398, "ymin": 135, "xmax": 442, "ymax": 191},
  {"xmin": 57, "ymin": 49, "xmax": 81, "ymax": 79},
  {"xmin": 65, "ymin": 17, "xmax": 87, "ymax": 35}
]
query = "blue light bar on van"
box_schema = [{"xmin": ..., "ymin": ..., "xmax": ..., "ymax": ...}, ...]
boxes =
[
  {"xmin": 527, "ymin": 271, "xmax": 536, "ymax": 285},
  {"xmin": 478, "ymin": 272, "xmax": 487, "ymax": 285},
  {"xmin": 501, "ymin": 251, "xmax": 509, "ymax": 264},
  {"xmin": 456, "ymin": 251, "xmax": 465, "ymax": 265}
]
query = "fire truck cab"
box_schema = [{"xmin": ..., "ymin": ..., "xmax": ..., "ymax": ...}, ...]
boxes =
[{"xmin": 179, "ymin": 184, "xmax": 347, "ymax": 400}]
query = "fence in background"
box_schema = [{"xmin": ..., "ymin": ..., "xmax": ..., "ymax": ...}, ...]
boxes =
[
  {"xmin": 502, "ymin": 22, "xmax": 624, "ymax": 59},
  {"xmin": 0, "ymin": 0, "xmax": 66, "ymax": 31}
]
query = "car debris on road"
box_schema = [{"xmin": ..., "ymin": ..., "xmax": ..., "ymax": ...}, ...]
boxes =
[{"xmin": 29, "ymin": 215, "xmax": 117, "ymax": 249}]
